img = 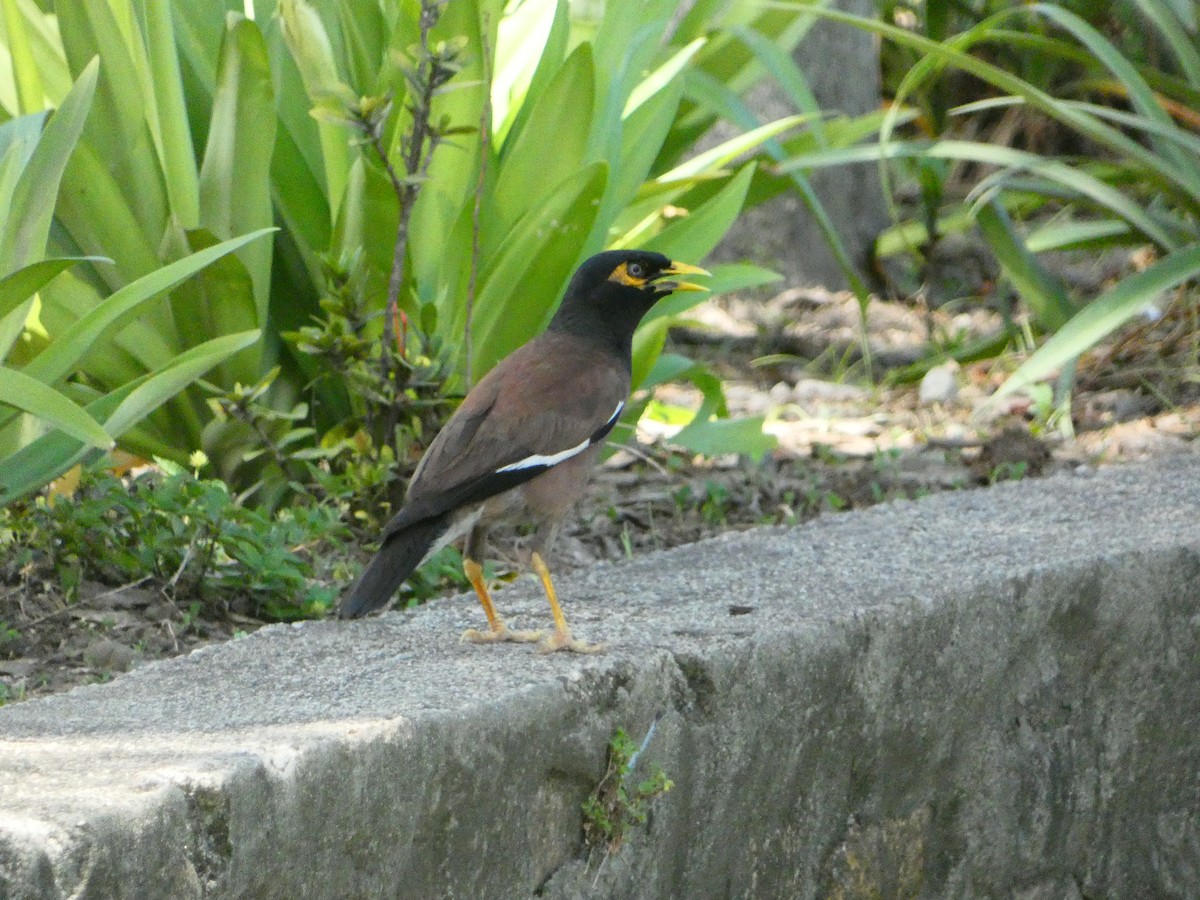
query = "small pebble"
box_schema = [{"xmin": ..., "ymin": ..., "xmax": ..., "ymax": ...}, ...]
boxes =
[{"xmin": 919, "ymin": 362, "xmax": 960, "ymax": 405}]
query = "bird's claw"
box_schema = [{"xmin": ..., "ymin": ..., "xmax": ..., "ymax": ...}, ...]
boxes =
[
  {"xmin": 461, "ymin": 624, "xmax": 544, "ymax": 645},
  {"xmin": 537, "ymin": 631, "xmax": 606, "ymax": 655}
]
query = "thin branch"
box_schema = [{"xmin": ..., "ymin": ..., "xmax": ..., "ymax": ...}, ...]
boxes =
[{"xmin": 375, "ymin": 0, "xmax": 447, "ymax": 445}]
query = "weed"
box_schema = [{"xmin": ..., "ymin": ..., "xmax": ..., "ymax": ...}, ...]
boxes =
[
  {"xmin": 0, "ymin": 621, "xmax": 20, "ymax": 647},
  {"xmin": 0, "ymin": 461, "xmax": 349, "ymax": 621},
  {"xmin": 0, "ymin": 682, "xmax": 26, "ymax": 707},
  {"xmin": 988, "ymin": 461, "xmax": 1029, "ymax": 485},
  {"xmin": 582, "ymin": 721, "xmax": 674, "ymax": 854}
]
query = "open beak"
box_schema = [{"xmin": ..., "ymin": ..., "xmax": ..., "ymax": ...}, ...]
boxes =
[{"xmin": 652, "ymin": 261, "xmax": 712, "ymax": 294}]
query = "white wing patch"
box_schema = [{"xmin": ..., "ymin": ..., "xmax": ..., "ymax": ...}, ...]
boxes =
[{"xmin": 495, "ymin": 400, "xmax": 624, "ymax": 474}]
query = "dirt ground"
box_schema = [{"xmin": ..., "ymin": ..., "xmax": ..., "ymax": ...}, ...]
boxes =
[{"xmin": 2, "ymin": 284, "xmax": 1197, "ymax": 705}]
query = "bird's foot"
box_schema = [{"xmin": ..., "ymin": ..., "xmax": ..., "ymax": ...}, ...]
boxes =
[
  {"xmin": 537, "ymin": 630, "xmax": 606, "ymax": 655},
  {"xmin": 461, "ymin": 623, "xmax": 544, "ymax": 645}
]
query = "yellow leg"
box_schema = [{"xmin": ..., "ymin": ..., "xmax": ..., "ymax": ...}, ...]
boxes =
[
  {"xmin": 531, "ymin": 551, "xmax": 605, "ymax": 654},
  {"xmin": 460, "ymin": 558, "xmax": 542, "ymax": 645}
]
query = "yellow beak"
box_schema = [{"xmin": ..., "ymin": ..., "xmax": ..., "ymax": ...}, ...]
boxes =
[{"xmin": 655, "ymin": 260, "xmax": 712, "ymax": 293}]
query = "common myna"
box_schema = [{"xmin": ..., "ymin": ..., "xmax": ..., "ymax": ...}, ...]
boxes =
[{"xmin": 338, "ymin": 250, "xmax": 709, "ymax": 652}]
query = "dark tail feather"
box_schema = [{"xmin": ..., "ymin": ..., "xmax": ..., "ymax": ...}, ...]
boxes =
[{"xmin": 338, "ymin": 515, "xmax": 449, "ymax": 618}]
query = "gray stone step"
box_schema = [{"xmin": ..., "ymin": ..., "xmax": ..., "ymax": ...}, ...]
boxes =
[{"xmin": 2, "ymin": 455, "xmax": 1198, "ymax": 898}]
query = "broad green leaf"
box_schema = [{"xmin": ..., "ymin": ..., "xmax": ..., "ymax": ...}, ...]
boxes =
[
  {"xmin": 643, "ymin": 163, "xmax": 756, "ymax": 262},
  {"xmin": 644, "ymin": 262, "xmax": 781, "ymax": 324},
  {"xmin": 492, "ymin": 0, "xmax": 561, "ymax": 138},
  {"xmin": 1, "ymin": 0, "xmax": 43, "ymax": 114},
  {"xmin": 493, "ymin": 0, "xmax": 569, "ymax": 146},
  {"xmin": 278, "ymin": 0, "xmax": 351, "ymax": 219},
  {"xmin": 199, "ymin": 14, "xmax": 276, "ymax": 341},
  {"xmin": 55, "ymin": 0, "xmax": 168, "ymax": 241},
  {"xmin": 0, "ymin": 60, "xmax": 97, "ymax": 274},
  {"xmin": 671, "ymin": 414, "xmax": 776, "ymax": 458},
  {"xmin": 624, "ymin": 36, "xmax": 706, "ymax": 118},
  {"xmin": 996, "ymin": 244, "xmax": 1200, "ymax": 399},
  {"xmin": 22, "ymin": 228, "xmax": 274, "ymax": 387},
  {"xmin": 169, "ymin": 228, "xmax": 259, "ymax": 388},
  {"xmin": 589, "ymin": 80, "xmax": 682, "ymax": 256},
  {"xmin": 54, "ymin": 140, "xmax": 165, "ymax": 295},
  {"xmin": 0, "ymin": 298, "xmax": 32, "ymax": 362},
  {"xmin": 0, "ymin": 365, "xmax": 112, "ymax": 448},
  {"xmin": 631, "ymin": 316, "xmax": 669, "ymax": 391},
  {"xmin": 0, "ymin": 328, "xmax": 260, "ymax": 504},
  {"xmin": 463, "ymin": 162, "xmax": 608, "ymax": 377},
  {"xmin": 0, "ymin": 257, "xmax": 103, "ymax": 322},
  {"xmin": 641, "ymin": 352, "xmax": 775, "ymax": 458},
  {"xmin": 0, "ymin": 107, "xmax": 44, "ymax": 169},
  {"xmin": 145, "ymin": 0, "xmax": 200, "ymax": 228},
  {"xmin": 105, "ymin": 329, "xmax": 261, "ymax": 436},
  {"xmin": 491, "ymin": 43, "xmax": 594, "ymax": 232}
]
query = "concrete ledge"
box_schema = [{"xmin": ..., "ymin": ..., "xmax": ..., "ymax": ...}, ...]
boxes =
[{"xmin": 2, "ymin": 457, "xmax": 1199, "ymax": 898}]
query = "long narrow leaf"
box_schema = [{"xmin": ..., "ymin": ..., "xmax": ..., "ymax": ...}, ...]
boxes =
[
  {"xmin": 0, "ymin": 59, "xmax": 97, "ymax": 273},
  {"xmin": 0, "ymin": 328, "xmax": 260, "ymax": 504},
  {"xmin": 22, "ymin": 228, "xmax": 274, "ymax": 386},
  {"xmin": 0, "ymin": 365, "xmax": 112, "ymax": 448},
  {"xmin": 995, "ymin": 244, "xmax": 1200, "ymax": 399},
  {"xmin": 1, "ymin": 0, "xmax": 43, "ymax": 113},
  {"xmin": 975, "ymin": 200, "xmax": 1073, "ymax": 331},
  {"xmin": 144, "ymin": 0, "xmax": 200, "ymax": 227},
  {"xmin": 0, "ymin": 256, "xmax": 104, "ymax": 321},
  {"xmin": 199, "ymin": 15, "xmax": 276, "ymax": 344}
]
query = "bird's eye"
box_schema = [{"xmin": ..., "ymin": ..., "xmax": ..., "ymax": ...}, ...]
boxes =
[{"xmin": 627, "ymin": 262, "xmax": 646, "ymax": 279}]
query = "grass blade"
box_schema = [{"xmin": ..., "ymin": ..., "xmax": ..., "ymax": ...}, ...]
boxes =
[{"xmin": 995, "ymin": 243, "xmax": 1200, "ymax": 399}]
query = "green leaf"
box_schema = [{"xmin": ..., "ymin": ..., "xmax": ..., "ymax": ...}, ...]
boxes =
[
  {"xmin": 463, "ymin": 161, "xmax": 608, "ymax": 377},
  {"xmin": 104, "ymin": 329, "xmax": 261, "ymax": 437},
  {"xmin": 278, "ymin": 0, "xmax": 352, "ymax": 219},
  {"xmin": 0, "ymin": 59, "xmax": 97, "ymax": 273},
  {"xmin": 624, "ymin": 37, "xmax": 706, "ymax": 117},
  {"xmin": 0, "ymin": 329, "xmax": 260, "ymax": 505},
  {"xmin": 0, "ymin": 365, "xmax": 112, "ymax": 448},
  {"xmin": 55, "ymin": 0, "xmax": 168, "ymax": 242},
  {"xmin": 643, "ymin": 163, "xmax": 756, "ymax": 261},
  {"xmin": 641, "ymin": 352, "xmax": 775, "ymax": 458},
  {"xmin": 22, "ymin": 228, "xmax": 274, "ymax": 387},
  {"xmin": 144, "ymin": 0, "xmax": 200, "ymax": 227},
  {"xmin": 975, "ymin": 199, "xmax": 1073, "ymax": 331},
  {"xmin": 645, "ymin": 262, "xmax": 781, "ymax": 323},
  {"xmin": 199, "ymin": 14, "xmax": 276, "ymax": 338},
  {"xmin": 671, "ymin": 414, "xmax": 776, "ymax": 458},
  {"xmin": 1, "ymin": 0, "xmax": 44, "ymax": 114},
  {"xmin": 169, "ymin": 228, "xmax": 261, "ymax": 387},
  {"xmin": 0, "ymin": 256, "xmax": 104, "ymax": 322},
  {"xmin": 995, "ymin": 243, "xmax": 1200, "ymax": 399},
  {"xmin": 491, "ymin": 43, "xmax": 594, "ymax": 232}
]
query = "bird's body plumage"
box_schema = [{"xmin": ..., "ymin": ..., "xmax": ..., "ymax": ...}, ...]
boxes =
[{"xmin": 338, "ymin": 250, "xmax": 708, "ymax": 651}]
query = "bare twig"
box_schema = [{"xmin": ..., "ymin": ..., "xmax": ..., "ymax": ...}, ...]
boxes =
[{"xmin": 25, "ymin": 577, "xmax": 154, "ymax": 627}]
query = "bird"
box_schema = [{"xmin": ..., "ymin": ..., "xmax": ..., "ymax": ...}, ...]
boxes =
[{"xmin": 337, "ymin": 249, "xmax": 709, "ymax": 652}]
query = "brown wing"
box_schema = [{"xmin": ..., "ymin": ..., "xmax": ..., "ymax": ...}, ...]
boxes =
[{"xmin": 388, "ymin": 331, "xmax": 629, "ymax": 530}]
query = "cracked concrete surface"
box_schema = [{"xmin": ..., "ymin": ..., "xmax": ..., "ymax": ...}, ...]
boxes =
[{"xmin": 1, "ymin": 456, "xmax": 1199, "ymax": 898}]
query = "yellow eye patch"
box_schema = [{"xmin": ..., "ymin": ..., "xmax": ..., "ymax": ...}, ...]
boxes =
[{"xmin": 608, "ymin": 262, "xmax": 649, "ymax": 287}]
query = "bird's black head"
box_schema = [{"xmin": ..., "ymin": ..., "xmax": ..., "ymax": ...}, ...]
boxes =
[{"xmin": 548, "ymin": 250, "xmax": 709, "ymax": 361}]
